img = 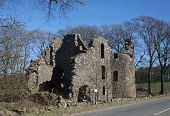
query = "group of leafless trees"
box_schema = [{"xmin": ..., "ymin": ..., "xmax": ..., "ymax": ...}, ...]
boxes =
[
  {"xmin": 0, "ymin": 17, "xmax": 56, "ymax": 78},
  {"xmin": 136, "ymin": 66, "xmax": 170, "ymax": 83},
  {"xmin": 0, "ymin": 17, "xmax": 56, "ymax": 102},
  {"xmin": 134, "ymin": 16, "xmax": 170, "ymax": 94}
]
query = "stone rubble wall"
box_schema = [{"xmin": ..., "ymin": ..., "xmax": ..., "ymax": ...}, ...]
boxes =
[
  {"xmin": 112, "ymin": 53, "xmax": 136, "ymax": 98},
  {"xmin": 26, "ymin": 38, "xmax": 62, "ymax": 94},
  {"xmin": 42, "ymin": 38, "xmax": 62, "ymax": 66},
  {"xmin": 26, "ymin": 59, "xmax": 53, "ymax": 94},
  {"xmin": 26, "ymin": 34, "xmax": 136, "ymax": 102},
  {"xmin": 73, "ymin": 37, "xmax": 112, "ymax": 102}
]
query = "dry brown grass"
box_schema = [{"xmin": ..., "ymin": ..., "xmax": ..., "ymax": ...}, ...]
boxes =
[{"xmin": 0, "ymin": 76, "xmax": 29, "ymax": 102}]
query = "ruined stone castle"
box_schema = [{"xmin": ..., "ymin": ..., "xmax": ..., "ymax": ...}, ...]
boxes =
[{"xmin": 26, "ymin": 34, "xmax": 136, "ymax": 102}]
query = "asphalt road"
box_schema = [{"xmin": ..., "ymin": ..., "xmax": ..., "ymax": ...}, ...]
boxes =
[{"xmin": 77, "ymin": 97, "xmax": 170, "ymax": 116}]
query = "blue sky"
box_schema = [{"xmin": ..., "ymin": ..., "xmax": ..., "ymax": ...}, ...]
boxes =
[{"xmin": 2, "ymin": 0, "xmax": 170, "ymax": 33}]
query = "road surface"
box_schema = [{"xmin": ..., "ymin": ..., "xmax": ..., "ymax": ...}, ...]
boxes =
[{"xmin": 76, "ymin": 97, "xmax": 170, "ymax": 116}]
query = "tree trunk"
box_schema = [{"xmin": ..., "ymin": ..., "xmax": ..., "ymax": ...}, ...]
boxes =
[
  {"xmin": 160, "ymin": 72, "xmax": 164, "ymax": 94},
  {"xmin": 148, "ymin": 68, "xmax": 151, "ymax": 94}
]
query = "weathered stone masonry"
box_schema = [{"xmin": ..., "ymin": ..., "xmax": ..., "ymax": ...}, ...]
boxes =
[
  {"xmin": 26, "ymin": 34, "xmax": 136, "ymax": 102},
  {"xmin": 26, "ymin": 38, "xmax": 62, "ymax": 94}
]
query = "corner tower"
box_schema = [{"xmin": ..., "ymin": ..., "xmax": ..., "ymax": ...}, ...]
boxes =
[{"xmin": 112, "ymin": 38, "xmax": 136, "ymax": 98}]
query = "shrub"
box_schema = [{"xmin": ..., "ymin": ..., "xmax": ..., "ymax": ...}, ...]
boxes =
[
  {"xmin": 0, "ymin": 76, "xmax": 29, "ymax": 102},
  {"xmin": 30, "ymin": 92, "xmax": 58, "ymax": 106}
]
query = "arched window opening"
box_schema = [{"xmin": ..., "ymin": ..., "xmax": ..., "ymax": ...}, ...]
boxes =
[
  {"xmin": 113, "ymin": 71, "xmax": 118, "ymax": 81},
  {"xmin": 102, "ymin": 65, "xmax": 106, "ymax": 79},
  {"xmin": 101, "ymin": 43, "xmax": 105, "ymax": 58},
  {"xmin": 114, "ymin": 53, "xmax": 118, "ymax": 59},
  {"xmin": 103, "ymin": 85, "xmax": 106, "ymax": 95}
]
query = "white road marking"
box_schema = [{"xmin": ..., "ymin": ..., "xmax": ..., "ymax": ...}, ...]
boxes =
[{"xmin": 154, "ymin": 108, "xmax": 170, "ymax": 115}]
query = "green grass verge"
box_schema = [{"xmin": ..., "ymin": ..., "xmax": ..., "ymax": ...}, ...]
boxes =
[{"xmin": 136, "ymin": 82, "xmax": 170, "ymax": 93}]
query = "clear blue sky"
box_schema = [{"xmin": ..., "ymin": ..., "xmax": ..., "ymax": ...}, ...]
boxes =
[{"xmin": 2, "ymin": 0, "xmax": 170, "ymax": 33}]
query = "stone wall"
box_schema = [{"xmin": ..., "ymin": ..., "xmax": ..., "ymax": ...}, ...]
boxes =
[
  {"xmin": 51, "ymin": 34, "xmax": 113, "ymax": 102},
  {"xmin": 112, "ymin": 53, "xmax": 136, "ymax": 98},
  {"xmin": 26, "ymin": 38, "xmax": 62, "ymax": 94},
  {"xmin": 26, "ymin": 59, "xmax": 53, "ymax": 94},
  {"xmin": 42, "ymin": 38, "xmax": 62, "ymax": 66},
  {"xmin": 26, "ymin": 34, "xmax": 136, "ymax": 102},
  {"xmin": 112, "ymin": 39, "xmax": 136, "ymax": 98},
  {"xmin": 72, "ymin": 37, "xmax": 112, "ymax": 102},
  {"xmin": 51, "ymin": 34, "xmax": 88, "ymax": 99}
]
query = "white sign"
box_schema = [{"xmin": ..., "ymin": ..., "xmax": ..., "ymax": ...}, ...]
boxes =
[{"xmin": 94, "ymin": 89, "xmax": 98, "ymax": 93}]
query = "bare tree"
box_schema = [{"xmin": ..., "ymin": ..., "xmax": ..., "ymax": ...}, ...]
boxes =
[
  {"xmin": 35, "ymin": 0, "xmax": 86, "ymax": 17},
  {"xmin": 100, "ymin": 24, "xmax": 125, "ymax": 52},
  {"xmin": 0, "ymin": 17, "xmax": 35, "ymax": 77},
  {"xmin": 31, "ymin": 30, "xmax": 55, "ymax": 58},
  {"xmin": 0, "ymin": 0, "xmax": 86, "ymax": 18},
  {"xmin": 133, "ymin": 16, "xmax": 158, "ymax": 94},
  {"xmin": 101, "ymin": 22, "xmax": 136, "ymax": 53},
  {"xmin": 57, "ymin": 25, "xmax": 101, "ymax": 44},
  {"xmin": 153, "ymin": 20, "xmax": 170, "ymax": 94}
]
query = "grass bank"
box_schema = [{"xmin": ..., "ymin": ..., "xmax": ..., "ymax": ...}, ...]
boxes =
[
  {"xmin": 25, "ymin": 95, "xmax": 169, "ymax": 116},
  {"xmin": 136, "ymin": 82, "xmax": 170, "ymax": 93}
]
